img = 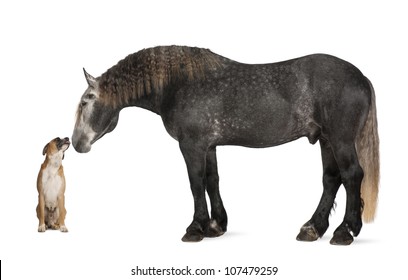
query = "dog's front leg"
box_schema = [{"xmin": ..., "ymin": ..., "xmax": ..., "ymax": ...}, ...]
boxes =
[
  {"xmin": 57, "ymin": 195, "xmax": 68, "ymax": 232},
  {"xmin": 37, "ymin": 194, "xmax": 46, "ymax": 232}
]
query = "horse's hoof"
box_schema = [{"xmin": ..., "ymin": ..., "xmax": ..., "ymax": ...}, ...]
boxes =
[
  {"xmin": 205, "ymin": 220, "xmax": 225, "ymax": 238},
  {"xmin": 181, "ymin": 231, "xmax": 204, "ymax": 242},
  {"xmin": 296, "ymin": 224, "xmax": 319, "ymax": 242},
  {"xmin": 330, "ymin": 231, "xmax": 354, "ymax": 245}
]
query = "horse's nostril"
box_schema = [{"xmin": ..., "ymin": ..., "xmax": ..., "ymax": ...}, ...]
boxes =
[{"xmin": 73, "ymin": 140, "xmax": 91, "ymax": 153}]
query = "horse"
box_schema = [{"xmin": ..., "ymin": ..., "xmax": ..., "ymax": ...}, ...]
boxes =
[{"xmin": 72, "ymin": 46, "xmax": 379, "ymax": 245}]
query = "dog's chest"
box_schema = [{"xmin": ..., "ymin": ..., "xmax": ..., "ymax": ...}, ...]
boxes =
[{"xmin": 41, "ymin": 166, "xmax": 63, "ymax": 203}]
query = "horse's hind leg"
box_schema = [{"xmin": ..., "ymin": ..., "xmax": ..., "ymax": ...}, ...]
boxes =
[
  {"xmin": 205, "ymin": 147, "xmax": 227, "ymax": 237},
  {"xmin": 297, "ymin": 139, "xmax": 342, "ymax": 242},
  {"xmin": 329, "ymin": 141, "xmax": 364, "ymax": 245}
]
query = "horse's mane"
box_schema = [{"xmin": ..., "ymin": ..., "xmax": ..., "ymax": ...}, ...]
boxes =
[{"xmin": 98, "ymin": 46, "xmax": 229, "ymax": 108}]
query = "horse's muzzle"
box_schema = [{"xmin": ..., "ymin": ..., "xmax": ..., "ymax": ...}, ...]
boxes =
[{"xmin": 72, "ymin": 133, "xmax": 92, "ymax": 153}]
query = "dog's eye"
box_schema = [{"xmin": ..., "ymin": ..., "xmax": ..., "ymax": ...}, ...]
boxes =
[{"xmin": 81, "ymin": 101, "xmax": 87, "ymax": 107}]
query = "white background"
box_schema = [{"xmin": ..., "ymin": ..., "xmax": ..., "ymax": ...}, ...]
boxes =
[{"xmin": 1, "ymin": 0, "xmax": 407, "ymax": 279}]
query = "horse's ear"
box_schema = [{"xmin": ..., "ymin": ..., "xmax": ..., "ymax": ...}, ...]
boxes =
[
  {"xmin": 83, "ymin": 68, "xmax": 97, "ymax": 88},
  {"xmin": 42, "ymin": 143, "xmax": 49, "ymax": 156}
]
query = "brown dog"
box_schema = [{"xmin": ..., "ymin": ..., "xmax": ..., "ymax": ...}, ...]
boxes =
[{"xmin": 37, "ymin": 137, "xmax": 70, "ymax": 232}]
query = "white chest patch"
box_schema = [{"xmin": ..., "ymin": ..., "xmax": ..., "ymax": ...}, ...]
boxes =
[{"xmin": 41, "ymin": 166, "xmax": 63, "ymax": 209}]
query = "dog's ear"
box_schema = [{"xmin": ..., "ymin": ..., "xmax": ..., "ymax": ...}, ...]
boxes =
[{"xmin": 42, "ymin": 143, "xmax": 49, "ymax": 156}]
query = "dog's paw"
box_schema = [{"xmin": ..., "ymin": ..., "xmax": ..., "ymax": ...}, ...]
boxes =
[
  {"xmin": 38, "ymin": 224, "xmax": 47, "ymax": 232},
  {"xmin": 59, "ymin": 225, "xmax": 68, "ymax": 232},
  {"xmin": 51, "ymin": 224, "xmax": 60, "ymax": 230}
]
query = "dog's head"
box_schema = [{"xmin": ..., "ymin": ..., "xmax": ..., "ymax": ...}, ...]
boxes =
[{"xmin": 42, "ymin": 137, "xmax": 70, "ymax": 160}]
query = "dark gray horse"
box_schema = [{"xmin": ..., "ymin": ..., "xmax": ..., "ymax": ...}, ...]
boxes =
[{"xmin": 72, "ymin": 46, "xmax": 379, "ymax": 245}]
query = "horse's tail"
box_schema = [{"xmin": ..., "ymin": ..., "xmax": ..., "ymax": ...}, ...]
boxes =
[{"xmin": 356, "ymin": 77, "xmax": 380, "ymax": 223}]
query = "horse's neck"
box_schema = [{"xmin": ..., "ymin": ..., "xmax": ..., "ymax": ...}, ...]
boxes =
[{"xmin": 129, "ymin": 91, "xmax": 162, "ymax": 115}]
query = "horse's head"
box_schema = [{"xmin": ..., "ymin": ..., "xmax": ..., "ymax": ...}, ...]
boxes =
[{"xmin": 72, "ymin": 69, "xmax": 119, "ymax": 153}]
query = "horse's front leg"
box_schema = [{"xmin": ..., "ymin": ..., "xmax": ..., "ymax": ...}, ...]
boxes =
[{"xmin": 180, "ymin": 139, "xmax": 210, "ymax": 242}]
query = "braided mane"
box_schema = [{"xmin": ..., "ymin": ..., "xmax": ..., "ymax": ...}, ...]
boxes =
[{"xmin": 98, "ymin": 46, "xmax": 229, "ymax": 108}]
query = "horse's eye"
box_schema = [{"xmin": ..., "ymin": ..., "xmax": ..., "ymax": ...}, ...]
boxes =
[{"xmin": 86, "ymin": 93, "xmax": 96, "ymax": 100}]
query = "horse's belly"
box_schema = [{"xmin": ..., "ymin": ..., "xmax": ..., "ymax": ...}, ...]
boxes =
[{"xmin": 211, "ymin": 113, "xmax": 310, "ymax": 148}]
